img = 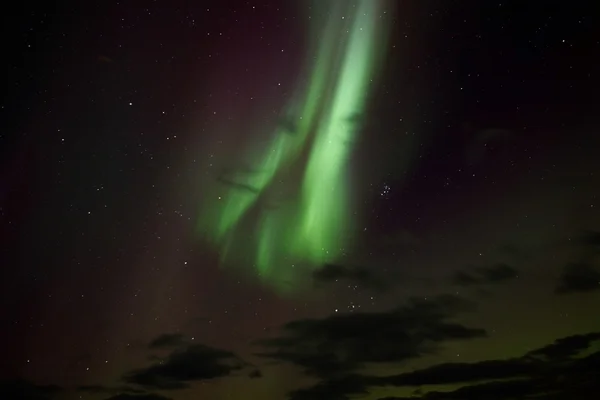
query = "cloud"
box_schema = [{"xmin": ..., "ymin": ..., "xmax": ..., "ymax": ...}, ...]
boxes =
[
  {"xmin": 148, "ymin": 333, "xmax": 187, "ymax": 349},
  {"xmin": 480, "ymin": 264, "xmax": 518, "ymax": 282},
  {"xmin": 256, "ymin": 294, "xmax": 486, "ymax": 379},
  {"xmin": 312, "ymin": 264, "xmax": 387, "ymax": 291},
  {"xmin": 465, "ymin": 128, "xmax": 514, "ymax": 165},
  {"xmin": 524, "ymin": 332, "xmax": 600, "ymax": 361},
  {"xmin": 123, "ymin": 344, "xmax": 246, "ymax": 390},
  {"xmin": 555, "ymin": 262, "xmax": 600, "ymax": 294},
  {"xmin": 452, "ymin": 263, "xmax": 518, "ymax": 287},
  {"xmin": 0, "ymin": 379, "xmax": 61, "ymax": 400},
  {"xmin": 287, "ymin": 375, "xmax": 371, "ymax": 400},
  {"xmin": 78, "ymin": 385, "xmax": 113, "ymax": 393},
  {"xmin": 248, "ymin": 369, "xmax": 262, "ymax": 378},
  {"xmin": 281, "ymin": 332, "xmax": 600, "ymax": 400},
  {"xmin": 579, "ymin": 230, "xmax": 600, "ymax": 249},
  {"xmin": 258, "ymin": 287, "xmax": 600, "ymax": 400},
  {"xmin": 497, "ymin": 244, "xmax": 531, "ymax": 261},
  {"xmin": 77, "ymin": 385, "xmax": 145, "ymax": 395},
  {"xmin": 103, "ymin": 394, "xmax": 172, "ymax": 400}
]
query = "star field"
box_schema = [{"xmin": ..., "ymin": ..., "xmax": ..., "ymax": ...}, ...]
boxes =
[{"xmin": 1, "ymin": 1, "xmax": 599, "ymax": 400}]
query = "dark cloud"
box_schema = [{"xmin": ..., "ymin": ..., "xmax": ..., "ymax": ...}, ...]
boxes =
[
  {"xmin": 248, "ymin": 369, "xmax": 262, "ymax": 379},
  {"xmin": 104, "ymin": 394, "xmax": 172, "ymax": 400},
  {"xmin": 282, "ymin": 332, "xmax": 600, "ymax": 400},
  {"xmin": 452, "ymin": 271, "xmax": 480, "ymax": 286},
  {"xmin": 480, "ymin": 264, "xmax": 518, "ymax": 282},
  {"xmin": 452, "ymin": 263, "xmax": 518, "ymax": 287},
  {"xmin": 256, "ymin": 294, "xmax": 485, "ymax": 379},
  {"xmin": 216, "ymin": 176, "xmax": 260, "ymax": 194},
  {"xmin": 524, "ymin": 332, "xmax": 600, "ymax": 361},
  {"xmin": 579, "ymin": 230, "xmax": 600, "ymax": 249},
  {"xmin": 123, "ymin": 344, "xmax": 246, "ymax": 390},
  {"xmin": 555, "ymin": 262, "xmax": 600, "ymax": 294},
  {"xmin": 0, "ymin": 379, "xmax": 61, "ymax": 400},
  {"xmin": 287, "ymin": 374, "xmax": 371, "ymax": 400},
  {"xmin": 312, "ymin": 264, "xmax": 387, "ymax": 291},
  {"xmin": 375, "ymin": 359, "xmax": 536, "ymax": 386},
  {"xmin": 497, "ymin": 244, "xmax": 531, "ymax": 260},
  {"xmin": 373, "ymin": 346, "xmax": 600, "ymax": 399},
  {"xmin": 148, "ymin": 333, "xmax": 187, "ymax": 349},
  {"xmin": 78, "ymin": 385, "xmax": 145, "ymax": 395}
]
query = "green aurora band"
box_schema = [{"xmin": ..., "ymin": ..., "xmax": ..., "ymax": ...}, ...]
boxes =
[{"xmin": 197, "ymin": 0, "xmax": 394, "ymax": 293}]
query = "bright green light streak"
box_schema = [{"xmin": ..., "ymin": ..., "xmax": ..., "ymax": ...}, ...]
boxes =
[{"xmin": 197, "ymin": 0, "xmax": 393, "ymax": 293}]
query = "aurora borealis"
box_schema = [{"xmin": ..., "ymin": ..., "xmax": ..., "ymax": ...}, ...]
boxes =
[
  {"xmin": 2, "ymin": 0, "xmax": 600, "ymax": 399},
  {"xmin": 197, "ymin": 0, "xmax": 393, "ymax": 291}
]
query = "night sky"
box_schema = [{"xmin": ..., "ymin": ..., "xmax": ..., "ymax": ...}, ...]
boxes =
[{"xmin": 2, "ymin": 1, "xmax": 600, "ymax": 399}]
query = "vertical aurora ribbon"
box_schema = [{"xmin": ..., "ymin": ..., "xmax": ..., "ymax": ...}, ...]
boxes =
[{"xmin": 197, "ymin": 0, "xmax": 394, "ymax": 293}]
